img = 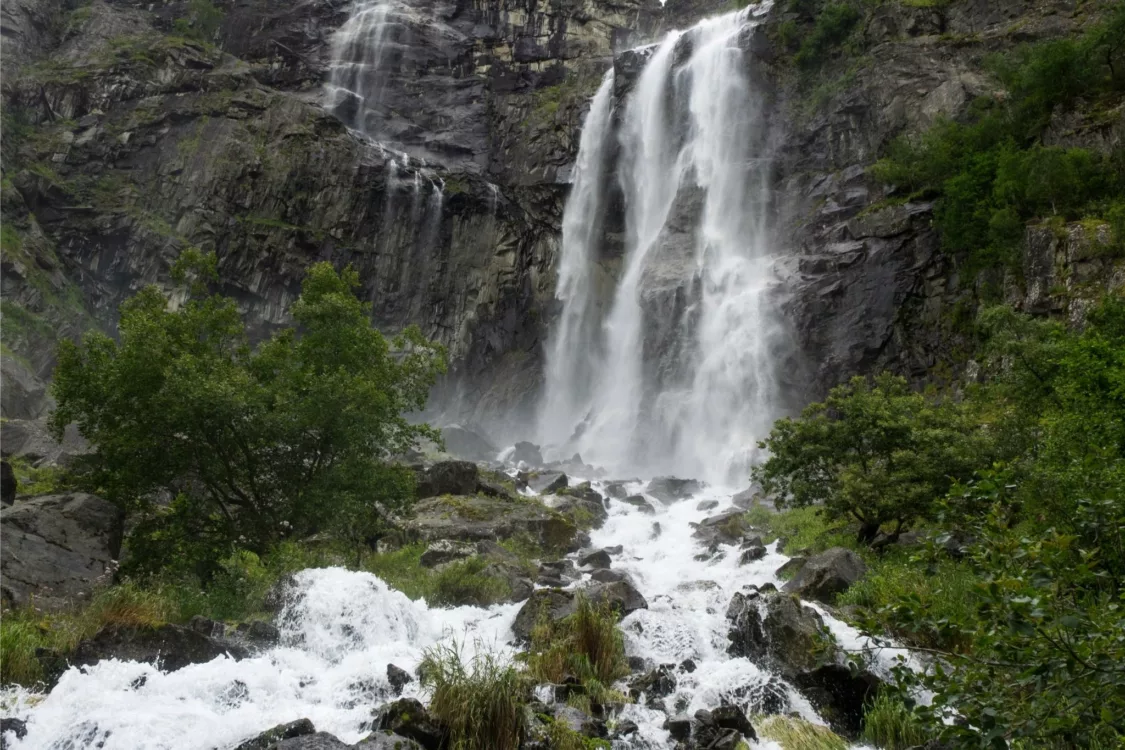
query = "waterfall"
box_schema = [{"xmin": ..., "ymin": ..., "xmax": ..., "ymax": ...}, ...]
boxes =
[
  {"xmin": 539, "ymin": 72, "xmax": 617, "ymax": 446},
  {"xmin": 539, "ymin": 7, "xmax": 785, "ymax": 485}
]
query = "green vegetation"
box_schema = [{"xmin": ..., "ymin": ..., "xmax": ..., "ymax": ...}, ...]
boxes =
[
  {"xmin": 5, "ymin": 456, "xmax": 70, "ymax": 496},
  {"xmin": 793, "ymin": 4, "xmax": 860, "ymax": 71},
  {"xmin": 525, "ymin": 595, "xmax": 629, "ymax": 692},
  {"xmin": 420, "ymin": 642, "xmax": 528, "ymax": 750},
  {"xmin": 752, "ymin": 294, "xmax": 1125, "ymax": 746},
  {"xmin": 756, "ymin": 715, "xmax": 848, "ymax": 750},
  {"xmin": 861, "ymin": 693, "xmax": 928, "ymax": 749},
  {"xmin": 51, "ymin": 254, "xmax": 446, "ymax": 578},
  {"xmin": 872, "ymin": 7, "xmax": 1125, "ymax": 278},
  {"xmin": 753, "ymin": 373, "xmax": 987, "ymax": 543},
  {"xmin": 172, "ymin": 0, "xmax": 224, "ymax": 42}
]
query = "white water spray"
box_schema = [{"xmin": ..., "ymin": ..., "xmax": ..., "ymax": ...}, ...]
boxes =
[{"xmin": 539, "ymin": 6, "xmax": 788, "ymax": 485}]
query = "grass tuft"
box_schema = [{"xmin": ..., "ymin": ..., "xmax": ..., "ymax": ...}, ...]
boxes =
[
  {"xmin": 525, "ymin": 594, "xmax": 629, "ymax": 691},
  {"xmin": 757, "ymin": 715, "xmax": 848, "ymax": 750},
  {"xmin": 420, "ymin": 641, "xmax": 528, "ymax": 750},
  {"xmin": 862, "ymin": 692, "xmax": 930, "ymax": 749}
]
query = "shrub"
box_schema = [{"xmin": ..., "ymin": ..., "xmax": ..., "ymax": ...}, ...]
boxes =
[
  {"xmin": 51, "ymin": 255, "xmax": 446, "ymax": 576},
  {"xmin": 419, "ymin": 641, "xmax": 528, "ymax": 750},
  {"xmin": 752, "ymin": 374, "xmax": 987, "ymax": 544},
  {"xmin": 431, "ymin": 557, "xmax": 512, "ymax": 608},
  {"xmin": 794, "ymin": 4, "xmax": 861, "ymax": 70},
  {"xmin": 172, "ymin": 0, "xmax": 224, "ymax": 42}
]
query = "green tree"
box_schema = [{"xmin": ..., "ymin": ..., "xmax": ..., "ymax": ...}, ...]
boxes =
[
  {"xmin": 50, "ymin": 255, "xmax": 446, "ymax": 575},
  {"xmin": 752, "ymin": 374, "xmax": 985, "ymax": 543}
]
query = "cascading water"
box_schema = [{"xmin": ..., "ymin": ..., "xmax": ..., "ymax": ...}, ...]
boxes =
[
  {"xmin": 538, "ymin": 6, "xmax": 789, "ymax": 486},
  {"xmin": 2, "ymin": 477, "xmax": 910, "ymax": 749}
]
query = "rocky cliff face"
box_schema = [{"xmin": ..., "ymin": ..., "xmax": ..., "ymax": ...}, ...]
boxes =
[{"xmin": 2, "ymin": 0, "xmax": 1120, "ymax": 438}]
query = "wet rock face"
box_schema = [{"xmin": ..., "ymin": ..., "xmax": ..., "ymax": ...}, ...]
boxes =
[
  {"xmin": 414, "ymin": 461, "xmax": 481, "ymax": 499},
  {"xmin": 73, "ymin": 623, "xmax": 249, "ymax": 673},
  {"xmin": 646, "ymin": 476, "xmax": 705, "ymax": 504},
  {"xmin": 374, "ymin": 698, "xmax": 445, "ymax": 750},
  {"xmin": 232, "ymin": 719, "xmax": 316, "ymax": 750},
  {"xmin": 726, "ymin": 591, "xmax": 834, "ymax": 680},
  {"xmin": 782, "ymin": 547, "xmax": 866, "ymax": 603},
  {"xmin": 0, "ymin": 493, "xmax": 124, "ymax": 611}
]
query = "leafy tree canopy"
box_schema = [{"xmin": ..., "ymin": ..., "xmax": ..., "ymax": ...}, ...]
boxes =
[
  {"xmin": 752, "ymin": 373, "xmax": 987, "ymax": 543},
  {"xmin": 51, "ymin": 254, "xmax": 446, "ymax": 575}
]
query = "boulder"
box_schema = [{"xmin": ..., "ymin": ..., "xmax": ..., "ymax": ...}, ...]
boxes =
[
  {"xmin": 233, "ymin": 719, "xmax": 316, "ymax": 750},
  {"xmin": 511, "ymin": 581, "xmax": 647, "ymax": 641},
  {"xmin": 537, "ymin": 559, "xmax": 578, "ymax": 586},
  {"xmin": 792, "ymin": 664, "xmax": 882, "ymax": 737},
  {"xmin": 1, "ymin": 719, "xmax": 27, "ymax": 748},
  {"xmin": 420, "ymin": 540, "xmax": 478, "ymax": 567},
  {"xmin": 692, "ymin": 510, "xmax": 753, "ymax": 546},
  {"xmin": 727, "ymin": 591, "xmax": 834, "ymax": 680},
  {"xmin": 730, "ymin": 486, "xmax": 762, "ymax": 510},
  {"xmin": 553, "ymin": 491, "xmax": 609, "ymax": 530},
  {"xmin": 775, "ymin": 556, "xmax": 807, "ymax": 579},
  {"xmin": 355, "ymin": 733, "xmax": 423, "ymax": 749},
  {"xmin": 622, "ymin": 495, "xmax": 656, "ymax": 514},
  {"xmin": 1, "ymin": 461, "xmax": 15, "ymax": 506},
  {"xmin": 479, "ymin": 561, "xmax": 534, "ymax": 603},
  {"xmin": 529, "ymin": 471, "xmax": 568, "ymax": 494},
  {"xmin": 511, "ymin": 589, "xmax": 578, "ymax": 641},
  {"xmin": 663, "ymin": 713, "xmax": 692, "ymax": 741},
  {"xmin": 235, "ymin": 620, "xmax": 281, "ymax": 648},
  {"xmin": 554, "ymin": 705, "xmax": 606, "ymax": 738},
  {"xmin": 270, "ymin": 734, "xmax": 351, "ymax": 750},
  {"xmin": 374, "ymin": 698, "xmax": 445, "ymax": 750},
  {"xmin": 511, "ymin": 441, "xmax": 544, "ymax": 467},
  {"xmin": 578, "ymin": 549, "xmax": 612, "ymax": 568},
  {"xmin": 627, "ymin": 664, "xmax": 676, "ymax": 706},
  {"xmin": 0, "ymin": 419, "xmax": 90, "ymax": 467},
  {"xmin": 603, "ymin": 482, "xmax": 631, "ymax": 499},
  {"xmin": 782, "ymin": 548, "xmax": 867, "ymax": 603},
  {"xmin": 646, "ymin": 476, "xmax": 704, "ymax": 504},
  {"xmin": 73, "ymin": 623, "xmax": 249, "ymax": 672},
  {"xmin": 589, "ymin": 568, "xmax": 629, "ymax": 584},
  {"xmin": 696, "ymin": 499, "xmax": 719, "ymax": 511},
  {"xmin": 414, "ymin": 461, "xmax": 479, "ymax": 499},
  {"xmin": 710, "ymin": 705, "xmax": 756, "ymax": 741},
  {"xmin": 405, "ymin": 495, "xmax": 577, "ymax": 552},
  {"xmin": 387, "ymin": 663, "xmax": 413, "ymax": 695},
  {"xmin": 0, "ymin": 492, "xmax": 124, "ymax": 611},
  {"xmin": 738, "ymin": 544, "xmax": 767, "ymax": 564},
  {"xmin": 439, "ymin": 424, "xmax": 497, "ymax": 462},
  {"xmin": 263, "ymin": 573, "xmax": 301, "ymax": 614}
]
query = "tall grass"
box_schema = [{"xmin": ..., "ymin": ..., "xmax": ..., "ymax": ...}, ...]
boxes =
[
  {"xmin": 743, "ymin": 505, "xmax": 852, "ymax": 555},
  {"xmin": 756, "ymin": 716, "xmax": 848, "ymax": 750},
  {"xmin": 862, "ymin": 693, "xmax": 930, "ymax": 749},
  {"xmin": 419, "ymin": 641, "xmax": 527, "ymax": 750},
  {"xmin": 1, "ymin": 581, "xmax": 173, "ymax": 686},
  {"xmin": 525, "ymin": 594, "xmax": 629, "ymax": 690}
]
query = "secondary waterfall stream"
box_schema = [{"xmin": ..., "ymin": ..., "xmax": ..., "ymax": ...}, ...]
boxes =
[{"xmin": 538, "ymin": 6, "xmax": 788, "ymax": 487}]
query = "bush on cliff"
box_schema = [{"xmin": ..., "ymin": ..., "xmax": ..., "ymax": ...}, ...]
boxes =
[{"xmin": 50, "ymin": 252, "xmax": 446, "ymax": 576}]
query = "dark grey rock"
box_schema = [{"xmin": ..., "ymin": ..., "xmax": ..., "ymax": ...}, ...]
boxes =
[
  {"xmin": 511, "ymin": 580, "xmax": 646, "ymax": 641},
  {"xmin": 1, "ymin": 461, "xmax": 15, "ymax": 506},
  {"xmin": 739, "ymin": 545, "xmax": 767, "ymax": 564},
  {"xmin": 0, "ymin": 718, "xmax": 28, "ymax": 748},
  {"xmin": 188, "ymin": 615, "xmax": 225, "ymax": 639},
  {"xmin": 578, "ymin": 549, "xmax": 612, "ymax": 569},
  {"xmin": 439, "ymin": 424, "xmax": 497, "ymax": 462},
  {"xmin": 414, "ymin": 461, "xmax": 480, "ymax": 499},
  {"xmin": 628, "ymin": 664, "xmax": 676, "ymax": 706},
  {"xmin": 710, "ymin": 704, "xmax": 756, "ymax": 740},
  {"xmin": 554, "ymin": 705, "xmax": 606, "ymax": 738},
  {"xmin": 589, "ymin": 568, "xmax": 629, "ymax": 584},
  {"xmin": 646, "ymin": 477, "xmax": 704, "ymax": 504},
  {"xmin": 355, "ymin": 732, "xmax": 423, "ymax": 750},
  {"xmin": 727, "ymin": 591, "xmax": 835, "ymax": 680},
  {"xmin": 238, "ymin": 620, "xmax": 281, "ymax": 647},
  {"xmin": 792, "ymin": 665, "xmax": 883, "ymax": 737},
  {"xmin": 375, "ymin": 698, "xmax": 445, "ymax": 750},
  {"xmin": 782, "ymin": 548, "xmax": 867, "ymax": 603},
  {"xmin": 529, "ymin": 471, "xmax": 568, "ymax": 494},
  {"xmin": 692, "ymin": 510, "xmax": 753, "ymax": 546},
  {"xmin": 775, "ymin": 556, "xmax": 807, "ymax": 579},
  {"xmin": 511, "ymin": 441, "xmax": 544, "ymax": 467},
  {"xmin": 73, "ymin": 623, "xmax": 249, "ymax": 673},
  {"xmin": 271, "ymin": 733, "xmax": 351, "ymax": 750},
  {"xmin": 387, "ymin": 664, "xmax": 413, "ymax": 695},
  {"xmin": 233, "ymin": 719, "xmax": 316, "ymax": 750},
  {"xmin": 623, "ymin": 495, "xmax": 656, "ymax": 514},
  {"xmin": 0, "ymin": 492, "xmax": 124, "ymax": 611},
  {"xmin": 663, "ymin": 713, "xmax": 692, "ymax": 741},
  {"xmin": 696, "ymin": 499, "xmax": 719, "ymax": 511},
  {"xmin": 420, "ymin": 539, "xmax": 478, "ymax": 568}
]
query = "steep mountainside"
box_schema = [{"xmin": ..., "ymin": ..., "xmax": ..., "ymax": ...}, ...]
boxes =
[{"xmin": 2, "ymin": 0, "xmax": 1121, "ymax": 434}]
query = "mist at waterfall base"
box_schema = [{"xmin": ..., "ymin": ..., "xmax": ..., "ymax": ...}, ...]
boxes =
[
  {"xmin": 2, "ymin": 477, "xmax": 905, "ymax": 750},
  {"xmin": 537, "ymin": 5, "xmax": 792, "ymax": 488}
]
